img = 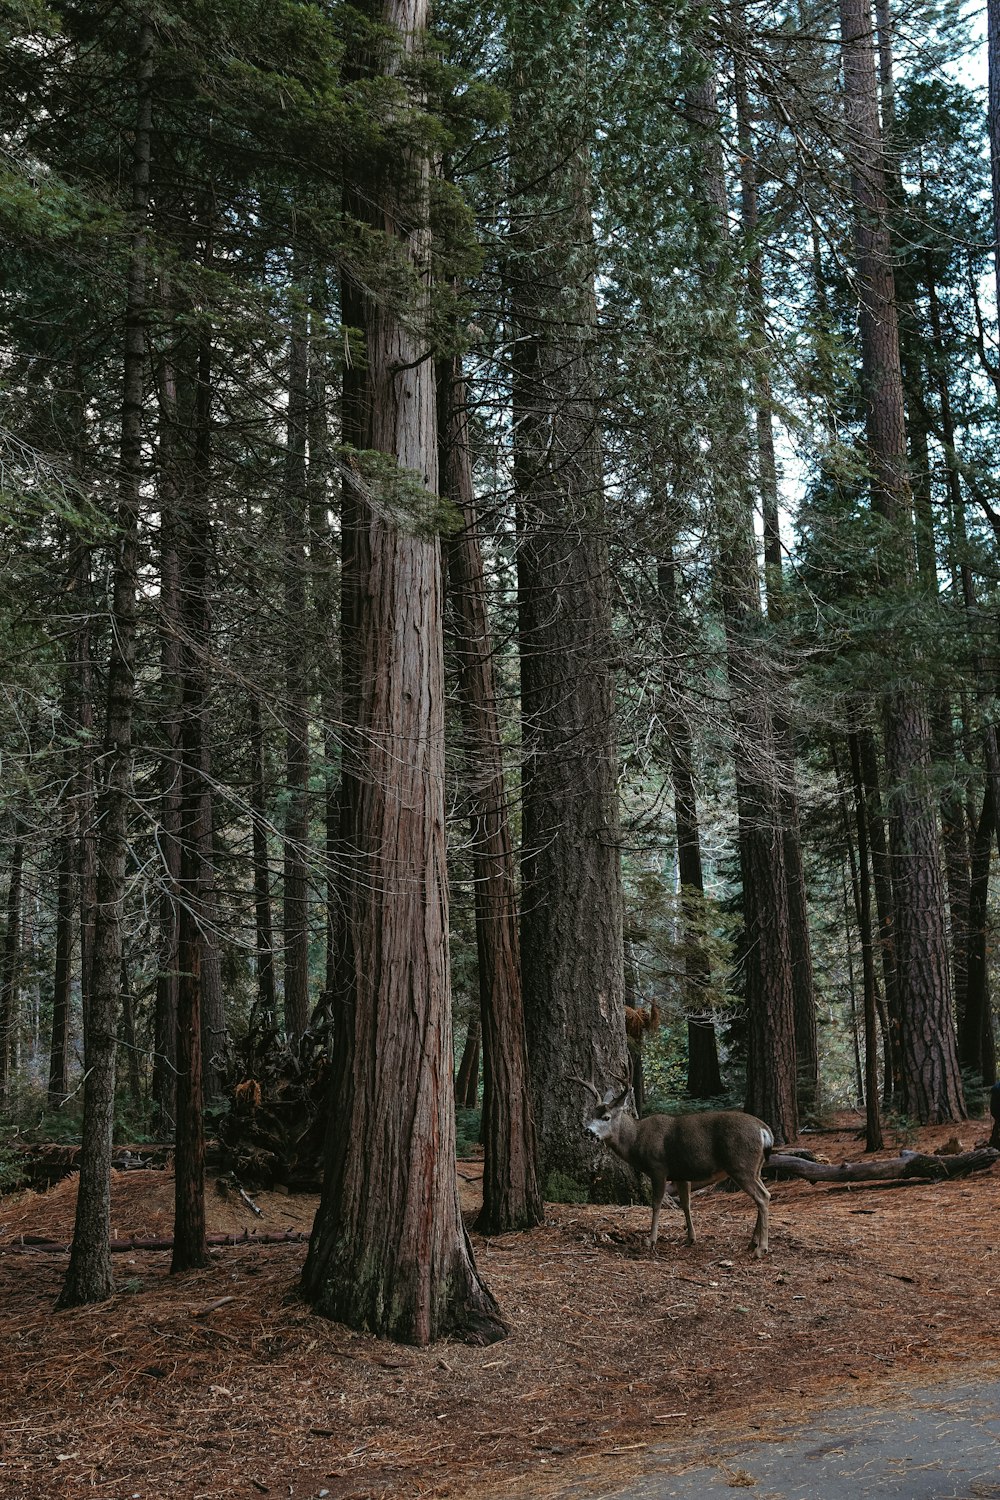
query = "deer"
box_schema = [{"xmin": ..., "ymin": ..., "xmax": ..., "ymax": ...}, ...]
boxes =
[{"xmin": 572, "ymin": 1075, "xmax": 774, "ymax": 1257}]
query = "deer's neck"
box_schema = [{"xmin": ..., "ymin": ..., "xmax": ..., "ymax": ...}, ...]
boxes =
[{"xmin": 609, "ymin": 1112, "xmax": 638, "ymax": 1159}]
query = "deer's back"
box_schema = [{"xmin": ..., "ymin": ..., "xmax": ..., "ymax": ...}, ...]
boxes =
[{"xmin": 637, "ymin": 1109, "xmax": 769, "ymax": 1183}]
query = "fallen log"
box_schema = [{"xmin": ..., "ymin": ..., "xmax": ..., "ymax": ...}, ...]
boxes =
[
  {"xmin": 5, "ymin": 1228, "xmax": 308, "ymax": 1254},
  {"xmin": 766, "ymin": 1147, "xmax": 1000, "ymax": 1183},
  {"xmin": 2, "ymin": 1142, "xmax": 176, "ymax": 1191}
]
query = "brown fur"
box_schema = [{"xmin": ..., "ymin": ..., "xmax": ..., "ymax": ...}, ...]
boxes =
[{"xmin": 624, "ymin": 1001, "xmax": 660, "ymax": 1040}]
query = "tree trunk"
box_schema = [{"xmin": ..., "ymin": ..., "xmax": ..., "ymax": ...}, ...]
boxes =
[
  {"xmin": 58, "ymin": 15, "xmax": 154, "ymax": 1309},
  {"xmin": 153, "ymin": 341, "xmax": 182, "ymax": 1133},
  {"xmin": 989, "ymin": 0, "xmax": 1000, "ymax": 320},
  {"xmin": 49, "ymin": 542, "xmax": 92, "ymax": 1109},
  {"xmin": 732, "ymin": 5, "xmax": 818, "ymax": 1122},
  {"xmin": 306, "ymin": 288, "xmax": 339, "ymax": 1007},
  {"xmin": 838, "ymin": 0, "xmax": 964, "ymax": 1123},
  {"xmin": 857, "ymin": 728, "xmax": 900, "ymax": 1100},
  {"xmin": 172, "ymin": 332, "xmax": 212, "ymax": 1275},
  {"xmin": 0, "ymin": 839, "xmax": 25, "ymax": 1107},
  {"xmin": 198, "ymin": 772, "xmax": 225, "ymax": 1102},
  {"xmin": 249, "ymin": 691, "xmax": 276, "ymax": 1026},
  {"xmin": 847, "ymin": 734, "xmax": 884, "ymax": 1150},
  {"xmin": 119, "ymin": 956, "xmax": 142, "ymax": 1107},
  {"xmin": 455, "ymin": 1015, "xmax": 481, "ymax": 1111},
  {"xmin": 687, "ymin": 63, "xmax": 798, "ymax": 1143},
  {"xmin": 509, "ymin": 2, "xmax": 631, "ymax": 1196},
  {"xmin": 438, "ymin": 346, "xmax": 541, "ymax": 1234},
  {"xmin": 961, "ymin": 785, "xmax": 996, "ymax": 1083},
  {"xmin": 302, "ymin": 0, "xmax": 504, "ymax": 1346},
  {"xmin": 48, "ymin": 819, "xmax": 74, "ymax": 1107},
  {"xmin": 282, "ymin": 288, "xmax": 311, "ymax": 1041},
  {"xmin": 657, "ymin": 557, "xmax": 723, "ymax": 1098}
]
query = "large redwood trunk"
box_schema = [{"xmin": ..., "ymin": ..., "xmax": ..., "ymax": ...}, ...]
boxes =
[
  {"xmin": 508, "ymin": 2, "xmax": 631, "ymax": 1196},
  {"xmin": 839, "ymin": 0, "xmax": 964, "ymax": 1123},
  {"xmin": 302, "ymin": 0, "xmax": 503, "ymax": 1346}
]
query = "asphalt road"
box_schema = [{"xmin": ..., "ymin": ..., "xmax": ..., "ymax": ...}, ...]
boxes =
[{"xmin": 586, "ymin": 1374, "xmax": 1000, "ymax": 1500}]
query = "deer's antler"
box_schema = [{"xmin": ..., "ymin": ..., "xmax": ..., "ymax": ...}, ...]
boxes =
[{"xmin": 568, "ymin": 1072, "xmax": 602, "ymax": 1103}]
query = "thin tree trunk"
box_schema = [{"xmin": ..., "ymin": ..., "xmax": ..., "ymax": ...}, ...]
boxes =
[
  {"xmin": 687, "ymin": 61, "xmax": 797, "ymax": 1143},
  {"xmin": 153, "ymin": 342, "xmax": 182, "ymax": 1132},
  {"xmin": 282, "ymin": 287, "xmax": 311, "ymax": 1041},
  {"xmin": 847, "ymin": 734, "xmax": 885, "ymax": 1150},
  {"xmin": 962, "ymin": 785, "xmax": 996, "ymax": 1083},
  {"xmin": 988, "ymin": 0, "xmax": 1000, "ymax": 320},
  {"xmin": 249, "ymin": 692, "xmax": 276, "ymax": 1025},
  {"xmin": 455, "ymin": 1015, "xmax": 481, "ymax": 1111},
  {"xmin": 49, "ymin": 540, "xmax": 91, "ymax": 1108},
  {"xmin": 119, "ymin": 956, "xmax": 142, "ymax": 1107},
  {"xmin": 0, "ymin": 839, "xmax": 25, "ymax": 1107},
  {"xmin": 732, "ymin": 8, "xmax": 818, "ymax": 1120},
  {"xmin": 198, "ymin": 771, "xmax": 225, "ymax": 1102},
  {"xmin": 49, "ymin": 821, "xmax": 74, "ymax": 1106},
  {"xmin": 306, "ymin": 289, "xmax": 339, "ymax": 1007},
  {"xmin": 172, "ymin": 332, "xmax": 212, "ymax": 1275},
  {"xmin": 438, "ymin": 346, "xmax": 541, "ymax": 1234},
  {"xmin": 857, "ymin": 728, "xmax": 900, "ymax": 1100},
  {"xmin": 58, "ymin": 15, "xmax": 154, "ymax": 1308},
  {"xmin": 657, "ymin": 556, "xmax": 722, "ymax": 1098},
  {"xmin": 925, "ymin": 254, "xmax": 980, "ymax": 1033}
]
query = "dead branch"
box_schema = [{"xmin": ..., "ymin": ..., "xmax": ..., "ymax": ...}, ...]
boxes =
[
  {"xmin": 6, "ymin": 1229, "xmax": 308, "ymax": 1254},
  {"xmin": 766, "ymin": 1148, "xmax": 1000, "ymax": 1184}
]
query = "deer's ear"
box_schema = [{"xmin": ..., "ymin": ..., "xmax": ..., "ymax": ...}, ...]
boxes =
[{"xmin": 608, "ymin": 1086, "xmax": 631, "ymax": 1111}]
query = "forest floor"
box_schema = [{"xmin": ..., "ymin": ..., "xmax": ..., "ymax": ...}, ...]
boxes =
[{"xmin": 3, "ymin": 1113, "xmax": 1000, "ymax": 1500}]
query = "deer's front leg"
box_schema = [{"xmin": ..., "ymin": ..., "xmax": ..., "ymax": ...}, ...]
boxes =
[{"xmin": 648, "ymin": 1172, "xmax": 668, "ymax": 1251}]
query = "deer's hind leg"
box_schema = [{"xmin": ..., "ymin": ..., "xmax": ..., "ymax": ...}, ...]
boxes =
[
  {"xmin": 676, "ymin": 1180, "xmax": 695, "ymax": 1245},
  {"xmin": 731, "ymin": 1168, "xmax": 770, "ymax": 1257}
]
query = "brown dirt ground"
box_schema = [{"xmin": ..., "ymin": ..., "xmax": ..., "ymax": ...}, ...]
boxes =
[{"xmin": 3, "ymin": 1115, "xmax": 1000, "ymax": 1500}]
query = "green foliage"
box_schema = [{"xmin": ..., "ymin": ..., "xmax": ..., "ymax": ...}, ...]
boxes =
[
  {"xmin": 338, "ymin": 445, "xmax": 462, "ymax": 537},
  {"xmin": 960, "ymin": 1071, "xmax": 988, "ymax": 1121},
  {"xmin": 884, "ymin": 1112, "xmax": 920, "ymax": 1151},
  {"xmin": 624, "ymin": 867, "xmax": 739, "ymax": 1066},
  {"xmin": 543, "ymin": 1170, "xmax": 588, "ymax": 1204},
  {"xmin": 0, "ymin": 1145, "xmax": 28, "ymax": 1195},
  {"xmin": 454, "ymin": 1107, "xmax": 481, "ymax": 1157}
]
